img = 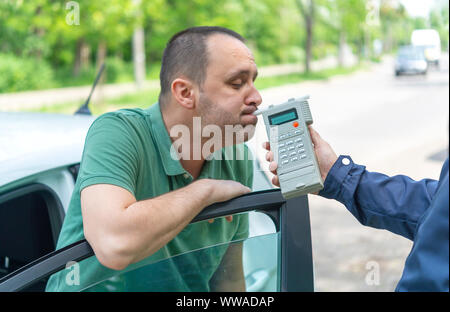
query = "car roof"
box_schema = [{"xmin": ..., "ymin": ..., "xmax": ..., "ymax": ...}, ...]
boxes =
[{"xmin": 0, "ymin": 112, "xmax": 95, "ymax": 188}]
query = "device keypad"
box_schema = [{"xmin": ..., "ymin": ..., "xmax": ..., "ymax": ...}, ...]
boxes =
[{"xmin": 277, "ymin": 128, "xmax": 308, "ymax": 169}]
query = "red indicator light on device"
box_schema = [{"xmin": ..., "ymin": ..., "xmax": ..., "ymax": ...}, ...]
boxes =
[{"xmin": 293, "ymin": 121, "xmax": 299, "ymax": 127}]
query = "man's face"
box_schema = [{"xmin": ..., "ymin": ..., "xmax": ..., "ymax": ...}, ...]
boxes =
[{"xmin": 197, "ymin": 34, "xmax": 262, "ymax": 144}]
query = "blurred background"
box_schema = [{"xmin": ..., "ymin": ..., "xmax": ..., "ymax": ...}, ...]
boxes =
[
  {"xmin": 0, "ymin": 0, "xmax": 448, "ymax": 114},
  {"xmin": 0, "ymin": 0, "xmax": 449, "ymax": 292}
]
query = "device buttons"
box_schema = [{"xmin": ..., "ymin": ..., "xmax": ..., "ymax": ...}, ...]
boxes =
[
  {"xmin": 286, "ymin": 140, "xmax": 294, "ymax": 145},
  {"xmin": 280, "ymin": 154, "xmax": 288, "ymax": 159},
  {"xmin": 295, "ymin": 138, "xmax": 302, "ymax": 143},
  {"xmin": 281, "ymin": 159, "xmax": 289, "ymax": 165},
  {"xmin": 296, "ymin": 143, "xmax": 304, "ymax": 149}
]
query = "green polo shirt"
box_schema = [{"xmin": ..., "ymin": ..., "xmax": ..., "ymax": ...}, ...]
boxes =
[{"xmin": 45, "ymin": 103, "xmax": 253, "ymax": 292}]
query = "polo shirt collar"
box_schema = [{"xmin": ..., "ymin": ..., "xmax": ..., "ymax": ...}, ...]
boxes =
[{"xmin": 147, "ymin": 103, "xmax": 186, "ymax": 176}]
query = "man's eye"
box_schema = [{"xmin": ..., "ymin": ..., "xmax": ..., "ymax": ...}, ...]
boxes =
[{"xmin": 231, "ymin": 81, "xmax": 243, "ymax": 88}]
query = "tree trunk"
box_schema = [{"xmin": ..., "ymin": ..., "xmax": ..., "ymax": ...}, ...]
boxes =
[
  {"xmin": 296, "ymin": 0, "xmax": 315, "ymax": 74},
  {"xmin": 132, "ymin": 27, "xmax": 146, "ymax": 89},
  {"xmin": 305, "ymin": 14, "xmax": 313, "ymax": 73},
  {"xmin": 96, "ymin": 41, "xmax": 107, "ymax": 83},
  {"xmin": 33, "ymin": 6, "xmax": 44, "ymax": 60},
  {"xmin": 357, "ymin": 38, "xmax": 364, "ymax": 63},
  {"xmin": 365, "ymin": 27, "xmax": 371, "ymax": 59},
  {"xmin": 74, "ymin": 38, "xmax": 91, "ymax": 76},
  {"xmin": 338, "ymin": 31, "xmax": 346, "ymax": 67}
]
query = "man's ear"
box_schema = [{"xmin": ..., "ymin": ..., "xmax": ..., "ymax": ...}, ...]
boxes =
[{"xmin": 171, "ymin": 78, "xmax": 196, "ymax": 109}]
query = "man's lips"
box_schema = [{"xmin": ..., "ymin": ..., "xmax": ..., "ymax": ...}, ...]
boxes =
[
  {"xmin": 240, "ymin": 106, "xmax": 258, "ymax": 125},
  {"xmin": 241, "ymin": 105, "xmax": 257, "ymax": 115}
]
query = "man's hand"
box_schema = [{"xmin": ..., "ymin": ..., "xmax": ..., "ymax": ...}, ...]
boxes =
[
  {"xmin": 208, "ymin": 216, "xmax": 233, "ymax": 223},
  {"xmin": 263, "ymin": 125, "xmax": 338, "ymax": 187},
  {"xmin": 204, "ymin": 179, "xmax": 251, "ymax": 223},
  {"xmin": 203, "ymin": 179, "xmax": 251, "ymax": 206}
]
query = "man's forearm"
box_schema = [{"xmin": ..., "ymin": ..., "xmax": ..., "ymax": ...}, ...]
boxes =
[
  {"xmin": 111, "ymin": 179, "xmax": 214, "ymax": 269},
  {"xmin": 82, "ymin": 178, "xmax": 250, "ymax": 270},
  {"xmin": 210, "ymin": 242, "xmax": 246, "ymax": 292}
]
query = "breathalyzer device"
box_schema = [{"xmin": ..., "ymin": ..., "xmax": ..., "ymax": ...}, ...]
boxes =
[{"xmin": 254, "ymin": 96, "xmax": 323, "ymax": 199}]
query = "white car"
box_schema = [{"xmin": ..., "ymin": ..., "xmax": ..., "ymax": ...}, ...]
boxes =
[{"xmin": 395, "ymin": 46, "xmax": 428, "ymax": 76}]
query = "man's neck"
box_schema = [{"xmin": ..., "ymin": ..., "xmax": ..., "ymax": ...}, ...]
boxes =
[
  {"xmin": 160, "ymin": 103, "xmax": 207, "ymax": 180},
  {"xmin": 179, "ymin": 158, "xmax": 205, "ymax": 180}
]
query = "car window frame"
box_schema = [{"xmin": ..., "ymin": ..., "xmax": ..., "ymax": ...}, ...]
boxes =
[
  {"xmin": 0, "ymin": 189, "xmax": 314, "ymax": 292},
  {"xmin": 0, "ymin": 183, "xmax": 65, "ymax": 249}
]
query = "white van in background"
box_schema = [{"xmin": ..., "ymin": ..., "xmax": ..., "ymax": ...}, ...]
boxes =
[{"xmin": 411, "ymin": 29, "xmax": 442, "ymax": 67}]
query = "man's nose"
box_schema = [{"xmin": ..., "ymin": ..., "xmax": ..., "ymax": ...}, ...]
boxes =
[{"xmin": 246, "ymin": 86, "xmax": 262, "ymax": 107}]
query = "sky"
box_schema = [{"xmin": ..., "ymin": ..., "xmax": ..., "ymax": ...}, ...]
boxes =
[{"xmin": 399, "ymin": 0, "xmax": 441, "ymax": 18}]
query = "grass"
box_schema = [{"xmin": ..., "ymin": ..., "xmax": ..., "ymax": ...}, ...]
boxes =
[
  {"xmin": 254, "ymin": 64, "xmax": 364, "ymax": 89},
  {"xmin": 29, "ymin": 87, "xmax": 161, "ymax": 115},
  {"xmin": 28, "ymin": 64, "xmax": 365, "ymax": 116}
]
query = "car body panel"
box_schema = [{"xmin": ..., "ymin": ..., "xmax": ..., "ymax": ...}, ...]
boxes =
[
  {"xmin": 411, "ymin": 29, "xmax": 441, "ymax": 64},
  {"xmin": 395, "ymin": 46, "xmax": 428, "ymax": 76},
  {"xmin": 0, "ymin": 112, "xmax": 95, "ymax": 189}
]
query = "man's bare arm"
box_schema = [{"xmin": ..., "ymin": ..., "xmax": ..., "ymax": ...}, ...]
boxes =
[
  {"xmin": 81, "ymin": 179, "xmax": 250, "ymax": 270},
  {"xmin": 209, "ymin": 242, "xmax": 246, "ymax": 291}
]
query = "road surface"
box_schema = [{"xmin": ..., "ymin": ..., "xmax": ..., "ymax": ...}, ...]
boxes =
[{"xmin": 250, "ymin": 54, "xmax": 449, "ymax": 291}]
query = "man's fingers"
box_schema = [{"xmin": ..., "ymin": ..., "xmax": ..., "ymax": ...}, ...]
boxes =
[
  {"xmin": 269, "ymin": 161, "xmax": 278, "ymax": 173},
  {"xmin": 262, "ymin": 141, "xmax": 279, "ymax": 186},
  {"xmin": 272, "ymin": 175, "xmax": 280, "ymax": 187},
  {"xmin": 211, "ymin": 180, "xmax": 251, "ymax": 204},
  {"xmin": 209, "ymin": 216, "xmax": 233, "ymax": 224}
]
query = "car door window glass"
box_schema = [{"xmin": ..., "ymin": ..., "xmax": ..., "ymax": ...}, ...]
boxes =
[{"xmin": 77, "ymin": 212, "xmax": 279, "ymax": 292}]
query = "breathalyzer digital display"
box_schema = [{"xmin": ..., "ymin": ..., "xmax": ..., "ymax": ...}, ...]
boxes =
[{"xmin": 268, "ymin": 109, "xmax": 298, "ymax": 125}]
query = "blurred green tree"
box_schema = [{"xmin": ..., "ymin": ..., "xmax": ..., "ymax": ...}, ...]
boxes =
[{"xmin": 1, "ymin": 0, "xmax": 441, "ymax": 93}]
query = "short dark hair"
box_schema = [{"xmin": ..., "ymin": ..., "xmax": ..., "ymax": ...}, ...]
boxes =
[{"xmin": 159, "ymin": 26, "xmax": 246, "ymax": 104}]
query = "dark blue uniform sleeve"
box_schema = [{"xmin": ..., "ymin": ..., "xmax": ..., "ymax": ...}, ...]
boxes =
[{"xmin": 319, "ymin": 155, "xmax": 440, "ymax": 240}]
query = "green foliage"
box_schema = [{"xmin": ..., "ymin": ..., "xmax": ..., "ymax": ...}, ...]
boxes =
[
  {"xmin": 1, "ymin": 0, "xmax": 447, "ymax": 93},
  {"xmin": 104, "ymin": 57, "xmax": 134, "ymax": 83},
  {"xmin": 53, "ymin": 65, "xmax": 97, "ymax": 88},
  {"xmin": 0, "ymin": 53, "xmax": 55, "ymax": 93},
  {"xmin": 430, "ymin": 3, "xmax": 450, "ymax": 51},
  {"xmin": 376, "ymin": 1, "xmax": 446, "ymax": 51}
]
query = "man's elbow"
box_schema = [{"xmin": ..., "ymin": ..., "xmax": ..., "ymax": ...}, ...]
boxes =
[
  {"xmin": 96, "ymin": 252, "xmax": 130, "ymax": 271},
  {"xmin": 86, "ymin": 233, "xmax": 132, "ymax": 271}
]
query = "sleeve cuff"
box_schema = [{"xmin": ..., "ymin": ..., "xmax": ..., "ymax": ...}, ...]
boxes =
[
  {"xmin": 319, "ymin": 155, "xmax": 356, "ymax": 200},
  {"xmin": 79, "ymin": 175, "xmax": 135, "ymax": 197}
]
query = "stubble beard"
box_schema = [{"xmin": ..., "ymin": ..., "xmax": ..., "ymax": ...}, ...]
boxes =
[{"xmin": 198, "ymin": 93, "xmax": 256, "ymax": 149}]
